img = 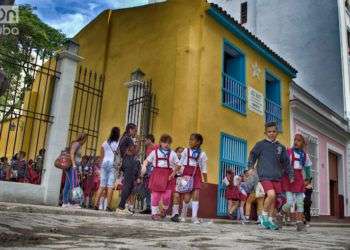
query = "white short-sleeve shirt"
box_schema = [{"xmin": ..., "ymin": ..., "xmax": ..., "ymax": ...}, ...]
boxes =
[
  {"xmin": 179, "ymin": 148, "xmax": 208, "ymax": 173},
  {"xmin": 146, "ymin": 149, "xmax": 179, "ymax": 169},
  {"xmin": 102, "ymin": 140, "xmax": 118, "ymax": 164}
]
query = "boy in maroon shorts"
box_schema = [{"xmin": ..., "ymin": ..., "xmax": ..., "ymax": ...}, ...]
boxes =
[{"xmin": 248, "ymin": 122, "xmax": 294, "ymax": 230}]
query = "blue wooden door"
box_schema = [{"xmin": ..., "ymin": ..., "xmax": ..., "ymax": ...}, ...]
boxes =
[{"xmin": 217, "ymin": 133, "xmax": 247, "ymax": 216}]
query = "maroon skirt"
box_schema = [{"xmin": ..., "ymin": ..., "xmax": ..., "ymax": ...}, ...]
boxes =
[
  {"xmin": 183, "ymin": 165, "xmax": 202, "ymax": 190},
  {"xmin": 282, "ymin": 169, "xmax": 304, "ymax": 193},
  {"xmin": 225, "ymin": 185, "xmax": 241, "ymax": 200},
  {"xmin": 148, "ymin": 167, "xmax": 171, "ymax": 192}
]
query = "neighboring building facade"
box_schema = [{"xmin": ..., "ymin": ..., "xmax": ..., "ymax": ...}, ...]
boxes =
[
  {"xmin": 72, "ymin": 0, "xmax": 296, "ymax": 217},
  {"xmin": 212, "ymin": 0, "xmax": 350, "ymax": 217}
]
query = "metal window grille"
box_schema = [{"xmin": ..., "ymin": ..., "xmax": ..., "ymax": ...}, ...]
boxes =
[
  {"xmin": 0, "ymin": 48, "xmax": 60, "ymax": 161},
  {"xmin": 67, "ymin": 66, "xmax": 104, "ymax": 157},
  {"xmin": 265, "ymin": 98, "xmax": 282, "ymax": 131},
  {"xmin": 222, "ymin": 72, "xmax": 246, "ymax": 114}
]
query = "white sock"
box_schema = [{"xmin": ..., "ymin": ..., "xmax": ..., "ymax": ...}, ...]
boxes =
[
  {"xmin": 239, "ymin": 207, "xmax": 245, "ymax": 220},
  {"xmin": 181, "ymin": 202, "xmax": 189, "ymax": 218},
  {"xmin": 103, "ymin": 199, "xmax": 108, "ymax": 210},
  {"xmin": 99, "ymin": 198, "xmax": 104, "ymax": 210},
  {"xmin": 268, "ymin": 216, "xmax": 274, "ymax": 222},
  {"xmin": 172, "ymin": 205, "xmax": 179, "ymax": 216},
  {"xmin": 192, "ymin": 201, "xmax": 199, "ymax": 219},
  {"xmin": 151, "ymin": 206, "xmax": 159, "ymax": 215}
]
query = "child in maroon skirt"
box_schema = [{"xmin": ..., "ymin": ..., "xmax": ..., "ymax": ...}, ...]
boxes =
[
  {"xmin": 282, "ymin": 134, "xmax": 312, "ymax": 231},
  {"xmin": 223, "ymin": 170, "xmax": 246, "ymax": 222},
  {"xmin": 171, "ymin": 133, "xmax": 208, "ymax": 224},
  {"xmin": 141, "ymin": 134, "xmax": 179, "ymax": 220},
  {"xmin": 82, "ymin": 156, "xmax": 94, "ymax": 208}
]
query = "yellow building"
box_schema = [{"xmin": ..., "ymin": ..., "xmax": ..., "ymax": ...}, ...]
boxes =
[{"xmin": 72, "ymin": 0, "xmax": 297, "ymax": 216}]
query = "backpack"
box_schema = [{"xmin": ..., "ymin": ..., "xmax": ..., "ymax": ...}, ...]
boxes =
[{"xmin": 54, "ymin": 149, "xmax": 72, "ymax": 170}]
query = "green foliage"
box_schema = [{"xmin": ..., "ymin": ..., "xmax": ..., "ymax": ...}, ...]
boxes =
[{"xmin": 0, "ymin": 4, "xmax": 66, "ymax": 119}]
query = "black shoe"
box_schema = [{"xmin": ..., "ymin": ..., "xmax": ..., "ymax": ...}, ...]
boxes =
[
  {"xmin": 140, "ymin": 208, "xmax": 151, "ymax": 215},
  {"xmin": 106, "ymin": 207, "xmax": 113, "ymax": 212},
  {"xmin": 93, "ymin": 206, "xmax": 99, "ymax": 211},
  {"xmin": 171, "ymin": 214, "xmax": 180, "ymax": 223}
]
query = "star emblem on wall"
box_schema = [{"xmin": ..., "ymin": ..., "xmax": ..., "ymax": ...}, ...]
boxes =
[{"xmin": 251, "ymin": 62, "xmax": 261, "ymax": 79}]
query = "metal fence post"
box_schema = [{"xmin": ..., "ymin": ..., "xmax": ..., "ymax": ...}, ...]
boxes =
[{"xmin": 42, "ymin": 40, "xmax": 83, "ymax": 205}]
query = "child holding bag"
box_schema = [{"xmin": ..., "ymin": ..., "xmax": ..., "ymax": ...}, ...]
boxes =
[{"xmin": 172, "ymin": 133, "xmax": 208, "ymax": 224}]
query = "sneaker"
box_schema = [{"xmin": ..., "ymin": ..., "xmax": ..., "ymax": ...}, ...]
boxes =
[
  {"xmin": 171, "ymin": 214, "xmax": 180, "ymax": 223},
  {"xmin": 140, "ymin": 209, "xmax": 152, "ymax": 215},
  {"xmin": 192, "ymin": 217, "xmax": 201, "ymax": 224},
  {"xmin": 61, "ymin": 203, "xmax": 72, "ymax": 208},
  {"xmin": 305, "ymin": 222, "xmax": 311, "ymax": 228},
  {"xmin": 152, "ymin": 214, "xmax": 162, "ymax": 221},
  {"xmin": 128, "ymin": 207, "xmax": 135, "ymax": 214},
  {"xmin": 106, "ymin": 207, "xmax": 114, "ymax": 212},
  {"xmin": 268, "ymin": 220, "xmax": 279, "ymax": 230},
  {"xmin": 160, "ymin": 210, "xmax": 166, "ymax": 219},
  {"xmin": 93, "ymin": 206, "xmax": 99, "ymax": 211},
  {"xmin": 115, "ymin": 208, "xmax": 134, "ymax": 215},
  {"xmin": 260, "ymin": 215, "xmax": 270, "ymax": 229},
  {"xmin": 180, "ymin": 216, "xmax": 186, "ymax": 223},
  {"xmin": 72, "ymin": 204, "xmax": 81, "ymax": 209},
  {"xmin": 296, "ymin": 221, "xmax": 306, "ymax": 232}
]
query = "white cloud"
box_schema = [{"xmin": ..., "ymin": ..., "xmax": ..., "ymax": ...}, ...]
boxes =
[{"xmin": 48, "ymin": 12, "xmax": 86, "ymax": 37}]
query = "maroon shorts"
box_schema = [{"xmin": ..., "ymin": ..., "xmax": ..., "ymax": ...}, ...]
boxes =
[{"xmin": 261, "ymin": 180, "xmax": 282, "ymax": 194}]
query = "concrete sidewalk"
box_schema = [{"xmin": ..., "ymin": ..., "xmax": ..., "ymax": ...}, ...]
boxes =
[
  {"xmin": 1, "ymin": 202, "xmax": 350, "ymax": 249},
  {"xmin": 0, "ymin": 202, "xmax": 349, "ymax": 228}
]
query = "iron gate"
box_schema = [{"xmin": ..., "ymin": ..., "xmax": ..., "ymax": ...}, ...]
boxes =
[
  {"xmin": 0, "ymin": 48, "xmax": 60, "ymax": 160},
  {"xmin": 67, "ymin": 66, "xmax": 104, "ymax": 156},
  {"xmin": 127, "ymin": 79, "xmax": 157, "ymax": 160}
]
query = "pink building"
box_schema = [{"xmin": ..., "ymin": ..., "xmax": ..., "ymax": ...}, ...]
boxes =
[{"xmin": 291, "ymin": 82, "xmax": 350, "ymax": 217}]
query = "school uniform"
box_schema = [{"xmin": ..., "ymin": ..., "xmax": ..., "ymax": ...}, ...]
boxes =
[
  {"xmin": 225, "ymin": 176, "xmax": 246, "ymax": 201},
  {"xmin": 282, "ymin": 148, "xmax": 312, "ymax": 193},
  {"xmin": 147, "ymin": 148, "xmax": 179, "ymax": 212},
  {"xmin": 179, "ymin": 148, "xmax": 208, "ymax": 191},
  {"xmin": 248, "ymin": 139, "xmax": 293, "ymax": 194}
]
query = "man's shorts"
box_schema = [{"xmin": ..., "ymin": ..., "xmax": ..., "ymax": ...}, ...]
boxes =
[{"xmin": 261, "ymin": 180, "xmax": 282, "ymax": 194}]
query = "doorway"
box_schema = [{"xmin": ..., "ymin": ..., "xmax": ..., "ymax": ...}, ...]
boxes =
[{"xmin": 328, "ymin": 151, "xmax": 343, "ymax": 217}]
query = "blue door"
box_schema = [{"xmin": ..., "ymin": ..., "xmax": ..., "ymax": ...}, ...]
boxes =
[{"xmin": 217, "ymin": 133, "xmax": 247, "ymax": 216}]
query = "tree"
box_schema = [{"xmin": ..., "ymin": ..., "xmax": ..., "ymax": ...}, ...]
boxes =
[{"xmin": 0, "ymin": 5, "xmax": 66, "ymax": 120}]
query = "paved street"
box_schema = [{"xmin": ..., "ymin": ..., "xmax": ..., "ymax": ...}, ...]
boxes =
[{"xmin": 0, "ymin": 204, "xmax": 350, "ymax": 249}]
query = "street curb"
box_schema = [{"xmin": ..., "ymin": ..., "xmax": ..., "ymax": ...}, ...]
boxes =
[{"xmin": 0, "ymin": 202, "xmax": 349, "ymax": 228}]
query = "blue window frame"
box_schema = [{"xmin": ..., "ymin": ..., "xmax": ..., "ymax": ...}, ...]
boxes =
[
  {"xmin": 265, "ymin": 71, "xmax": 282, "ymax": 131},
  {"xmin": 217, "ymin": 133, "xmax": 247, "ymax": 216},
  {"xmin": 222, "ymin": 40, "xmax": 246, "ymax": 115}
]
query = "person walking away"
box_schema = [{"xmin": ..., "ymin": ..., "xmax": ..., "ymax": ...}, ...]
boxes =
[
  {"xmin": 115, "ymin": 123, "xmax": 141, "ymax": 214},
  {"xmin": 141, "ymin": 134, "xmax": 179, "ymax": 220},
  {"xmin": 94, "ymin": 127, "xmax": 120, "ymax": 211},
  {"xmin": 248, "ymin": 122, "xmax": 294, "ymax": 230},
  {"xmin": 281, "ymin": 134, "xmax": 312, "ymax": 231},
  {"xmin": 62, "ymin": 133, "xmax": 88, "ymax": 208}
]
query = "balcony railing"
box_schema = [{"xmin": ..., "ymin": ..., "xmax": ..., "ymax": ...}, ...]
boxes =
[
  {"xmin": 265, "ymin": 98, "xmax": 282, "ymax": 131},
  {"xmin": 222, "ymin": 72, "xmax": 246, "ymax": 114}
]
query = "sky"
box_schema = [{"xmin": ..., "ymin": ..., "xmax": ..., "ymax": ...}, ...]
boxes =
[{"xmin": 15, "ymin": 0, "xmax": 154, "ymax": 37}]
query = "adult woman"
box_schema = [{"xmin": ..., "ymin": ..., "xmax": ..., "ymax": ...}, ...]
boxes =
[
  {"xmin": 62, "ymin": 133, "xmax": 87, "ymax": 208},
  {"xmin": 94, "ymin": 127, "xmax": 120, "ymax": 211},
  {"xmin": 115, "ymin": 123, "xmax": 141, "ymax": 214}
]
